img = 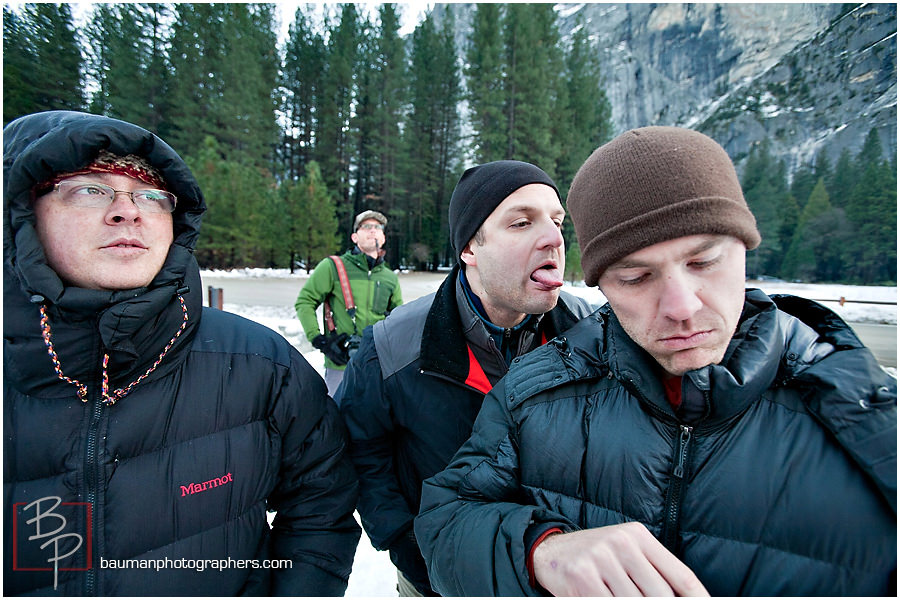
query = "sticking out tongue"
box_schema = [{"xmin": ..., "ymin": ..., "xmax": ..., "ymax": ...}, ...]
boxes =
[{"xmin": 530, "ymin": 266, "xmax": 563, "ymax": 289}]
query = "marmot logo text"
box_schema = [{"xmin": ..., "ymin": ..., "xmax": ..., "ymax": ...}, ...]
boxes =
[{"xmin": 180, "ymin": 472, "xmax": 233, "ymax": 497}]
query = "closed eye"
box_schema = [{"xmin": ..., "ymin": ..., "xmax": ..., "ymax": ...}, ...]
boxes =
[
  {"xmin": 619, "ymin": 272, "xmax": 650, "ymax": 286},
  {"xmin": 688, "ymin": 255, "xmax": 722, "ymax": 270}
]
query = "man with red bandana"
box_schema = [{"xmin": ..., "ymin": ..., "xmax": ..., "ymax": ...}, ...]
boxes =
[
  {"xmin": 4, "ymin": 111, "xmax": 360, "ymax": 596},
  {"xmin": 335, "ymin": 160, "xmax": 594, "ymax": 596}
]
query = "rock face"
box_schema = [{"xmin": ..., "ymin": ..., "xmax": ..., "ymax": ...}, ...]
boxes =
[{"xmin": 440, "ymin": 3, "xmax": 897, "ymax": 174}]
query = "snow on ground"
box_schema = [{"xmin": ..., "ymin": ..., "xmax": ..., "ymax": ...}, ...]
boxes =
[
  {"xmin": 208, "ymin": 268, "xmax": 896, "ymax": 596},
  {"xmin": 206, "ymin": 269, "xmax": 896, "ymax": 350}
]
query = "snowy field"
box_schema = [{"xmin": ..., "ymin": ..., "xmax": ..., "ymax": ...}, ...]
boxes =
[
  {"xmin": 201, "ymin": 268, "xmax": 897, "ymax": 596},
  {"xmin": 203, "ymin": 268, "xmax": 897, "ymax": 345}
]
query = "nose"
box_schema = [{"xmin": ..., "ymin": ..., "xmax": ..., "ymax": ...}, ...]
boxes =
[
  {"xmin": 537, "ymin": 218, "xmax": 564, "ymax": 250},
  {"xmin": 659, "ymin": 272, "xmax": 703, "ymax": 322},
  {"xmin": 104, "ymin": 191, "xmax": 141, "ymax": 224}
]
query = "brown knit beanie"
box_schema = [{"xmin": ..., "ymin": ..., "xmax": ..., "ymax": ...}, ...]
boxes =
[{"xmin": 568, "ymin": 126, "xmax": 761, "ymax": 286}]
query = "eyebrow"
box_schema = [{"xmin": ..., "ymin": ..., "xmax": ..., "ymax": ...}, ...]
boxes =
[
  {"xmin": 609, "ymin": 236, "xmax": 724, "ymax": 270},
  {"xmin": 502, "ymin": 204, "xmax": 565, "ymax": 218},
  {"xmin": 63, "ymin": 173, "xmax": 115, "ymax": 184}
]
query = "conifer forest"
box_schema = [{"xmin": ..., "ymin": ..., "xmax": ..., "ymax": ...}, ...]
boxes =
[{"xmin": 3, "ymin": 3, "xmax": 896, "ymax": 284}]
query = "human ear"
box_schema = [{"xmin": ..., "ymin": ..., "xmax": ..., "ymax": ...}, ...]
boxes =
[{"xmin": 460, "ymin": 242, "xmax": 477, "ymax": 268}]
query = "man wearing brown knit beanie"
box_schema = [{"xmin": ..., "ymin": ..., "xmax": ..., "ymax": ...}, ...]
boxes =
[{"xmin": 415, "ymin": 127, "xmax": 895, "ymax": 597}]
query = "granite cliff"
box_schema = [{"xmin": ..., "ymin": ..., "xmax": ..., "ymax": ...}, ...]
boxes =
[{"xmin": 441, "ymin": 3, "xmax": 897, "ymax": 174}]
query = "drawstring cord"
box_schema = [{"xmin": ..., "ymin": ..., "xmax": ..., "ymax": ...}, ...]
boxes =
[{"xmin": 39, "ymin": 294, "xmax": 189, "ymax": 406}]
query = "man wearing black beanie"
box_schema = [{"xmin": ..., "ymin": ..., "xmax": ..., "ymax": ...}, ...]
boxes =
[{"xmin": 335, "ymin": 160, "xmax": 593, "ymax": 596}]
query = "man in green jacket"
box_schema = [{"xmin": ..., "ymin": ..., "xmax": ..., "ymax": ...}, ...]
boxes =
[{"xmin": 296, "ymin": 210, "xmax": 402, "ymax": 398}]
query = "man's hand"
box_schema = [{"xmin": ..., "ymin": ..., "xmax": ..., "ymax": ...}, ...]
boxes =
[
  {"xmin": 532, "ymin": 522, "xmax": 709, "ymax": 597},
  {"xmin": 312, "ymin": 333, "xmax": 351, "ymax": 365}
]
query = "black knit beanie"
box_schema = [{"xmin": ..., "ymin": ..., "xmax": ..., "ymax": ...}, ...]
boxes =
[
  {"xmin": 567, "ymin": 126, "xmax": 761, "ymax": 286},
  {"xmin": 448, "ymin": 160, "xmax": 559, "ymax": 258}
]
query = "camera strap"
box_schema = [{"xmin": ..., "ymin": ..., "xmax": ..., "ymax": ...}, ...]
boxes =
[{"xmin": 323, "ymin": 255, "xmax": 358, "ymax": 335}]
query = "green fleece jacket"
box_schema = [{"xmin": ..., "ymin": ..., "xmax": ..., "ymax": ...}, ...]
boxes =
[{"xmin": 295, "ymin": 249, "xmax": 402, "ymax": 369}]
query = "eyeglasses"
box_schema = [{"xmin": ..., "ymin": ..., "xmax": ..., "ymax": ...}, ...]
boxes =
[
  {"xmin": 358, "ymin": 223, "xmax": 384, "ymax": 231},
  {"xmin": 51, "ymin": 180, "xmax": 177, "ymax": 214}
]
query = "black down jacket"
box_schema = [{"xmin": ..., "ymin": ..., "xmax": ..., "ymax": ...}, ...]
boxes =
[
  {"xmin": 337, "ymin": 265, "xmax": 593, "ymax": 593},
  {"xmin": 3, "ymin": 111, "xmax": 360, "ymax": 596},
  {"xmin": 416, "ymin": 290, "xmax": 897, "ymax": 596}
]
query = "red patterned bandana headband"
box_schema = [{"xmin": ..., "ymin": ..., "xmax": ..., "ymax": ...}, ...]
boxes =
[{"xmin": 35, "ymin": 150, "xmax": 167, "ymax": 194}]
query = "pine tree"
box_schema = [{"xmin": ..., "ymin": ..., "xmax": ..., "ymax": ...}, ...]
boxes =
[
  {"xmin": 741, "ymin": 140, "xmax": 790, "ymax": 277},
  {"xmin": 855, "ymin": 127, "xmax": 885, "ymax": 168},
  {"xmin": 166, "ymin": 4, "xmax": 219, "ymax": 157},
  {"xmin": 844, "ymin": 159, "xmax": 897, "ymax": 283},
  {"xmin": 216, "ymin": 4, "xmax": 279, "ymax": 165},
  {"xmin": 141, "ymin": 3, "xmax": 171, "ymax": 135},
  {"xmin": 782, "ymin": 179, "xmax": 840, "ymax": 281},
  {"xmin": 564, "ymin": 244, "xmax": 584, "ymax": 285},
  {"xmin": 556, "ymin": 14, "xmax": 613, "ymax": 197},
  {"xmin": 353, "ymin": 18, "xmax": 378, "ymax": 219},
  {"xmin": 167, "ymin": 4, "xmax": 278, "ymax": 166},
  {"xmin": 840, "ymin": 129, "xmax": 896, "ymax": 283},
  {"xmin": 432, "ymin": 8, "xmax": 463, "ymax": 264},
  {"xmin": 315, "ymin": 3, "xmax": 362, "ymax": 231},
  {"xmin": 284, "ymin": 161, "xmax": 340, "ymax": 273},
  {"xmin": 8, "ymin": 4, "xmax": 84, "ymax": 117},
  {"xmin": 789, "ymin": 162, "xmax": 816, "ymax": 211},
  {"xmin": 281, "ymin": 6, "xmax": 327, "ymax": 180},
  {"xmin": 465, "ymin": 4, "xmax": 506, "ymax": 162},
  {"xmin": 188, "ymin": 136, "xmax": 276, "ymax": 268},
  {"xmin": 827, "ymin": 148, "xmax": 855, "ymax": 210},
  {"xmin": 355, "ymin": 4, "xmax": 406, "ymax": 224},
  {"xmin": 85, "ymin": 4, "xmax": 153, "ymax": 125},
  {"xmin": 3, "ymin": 7, "xmax": 36, "ymax": 123},
  {"xmin": 402, "ymin": 8, "xmax": 462, "ymax": 268},
  {"xmin": 503, "ymin": 4, "xmax": 563, "ymax": 172},
  {"xmin": 813, "ymin": 149, "xmax": 831, "ymax": 188},
  {"xmin": 775, "ymin": 192, "xmax": 800, "ymax": 278}
]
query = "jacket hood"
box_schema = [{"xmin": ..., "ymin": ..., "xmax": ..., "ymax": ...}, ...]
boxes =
[{"xmin": 3, "ymin": 110, "xmax": 206, "ymax": 305}]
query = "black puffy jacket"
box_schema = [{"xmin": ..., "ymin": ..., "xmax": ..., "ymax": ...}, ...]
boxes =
[
  {"xmin": 4, "ymin": 111, "xmax": 360, "ymax": 596},
  {"xmin": 336, "ymin": 265, "xmax": 593, "ymax": 593},
  {"xmin": 416, "ymin": 290, "xmax": 896, "ymax": 596}
]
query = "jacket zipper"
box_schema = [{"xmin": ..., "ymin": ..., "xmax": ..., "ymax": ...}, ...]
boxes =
[
  {"xmin": 661, "ymin": 424, "xmax": 693, "ymax": 552},
  {"xmin": 419, "ymin": 368, "xmax": 490, "ymax": 395},
  {"xmin": 83, "ymin": 391, "xmax": 103, "ymax": 595}
]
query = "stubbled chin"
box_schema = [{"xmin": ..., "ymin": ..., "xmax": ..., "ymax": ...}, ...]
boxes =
[{"xmin": 657, "ymin": 346, "xmax": 727, "ymax": 376}]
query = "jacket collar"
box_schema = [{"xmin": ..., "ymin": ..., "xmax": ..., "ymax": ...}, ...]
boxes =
[
  {"xmin": 605, "ymin": 289, "xmax": 845, "ymax": 426},
  {"xmin": 348, "ymin": 246, "xmax": 384, "ymax": 270},
  {"xmin": 419, "ymin": 264, "xmax": 475, "ymax": 383},
  {"xmin": 419, "ymin": 263, "xmax": 583, "ymax": 387}
]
